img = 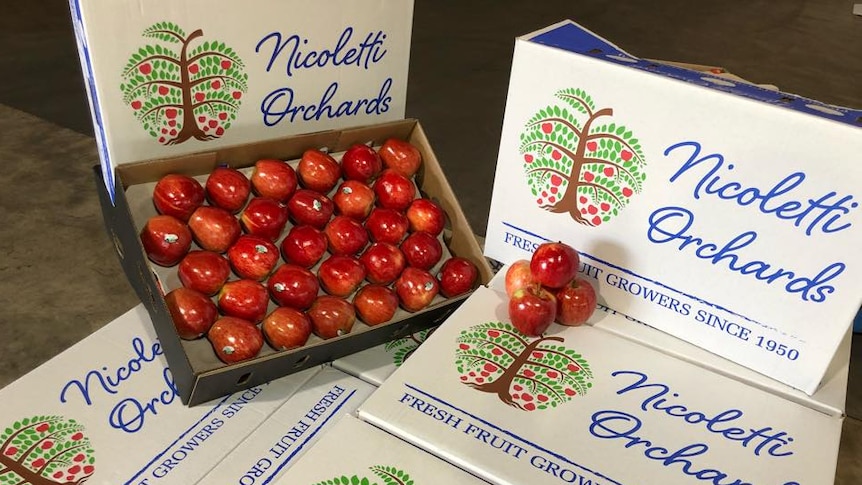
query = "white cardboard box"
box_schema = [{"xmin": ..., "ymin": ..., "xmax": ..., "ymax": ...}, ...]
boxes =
[
  {"xmin": 271, "ymin": 414, "xmax": 487, "ymax": 485},
  {"xmin": 483, "ymin": 20, "xmax": 862, "ymax": 395},
  {"xmin": 357, "ymin": 286, "xmax": 844, "ymax": 485},
  {"xmin": 0, "ymin": 304, "xmax": 318, "ymax": 485},
  {"xmin": 332, "ymin": 327, "xmax": 437, "ymax": 386}
]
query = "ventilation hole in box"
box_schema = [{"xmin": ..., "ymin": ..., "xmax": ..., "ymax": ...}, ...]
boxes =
[
  {"xmin": 588, "ymin": 48, "xmax": 603, "ymax": 54},
  {"xmin": 139, "ymin": 266, "xmax": 159, "ymax": 306},
  {"xmin": 293, "ymin": 355, "xmax": 310, "ymax": 368},
  {"xmin": 111, "ymin": 230, "xmax": 124, "ymax": 260},
  {"xmin": 856, "ymin": 116, "xmax": 862, "ymax": 125},
  {"xmin": 779, "ymin": 96, "xmax": 794, "ymax": 104},
  {"xmin": 645, "ymin": 63, "xmax": 659, "ymax": 70},
  {"xmin": 236, "ymin": 372, "xmax": 252, "ymax": 386}
]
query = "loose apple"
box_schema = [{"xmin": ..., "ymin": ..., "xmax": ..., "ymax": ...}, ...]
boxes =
[
  {"xmin": 227, "ymin": 235, "xmax": 280, "ymax": 281},
  {"xmin": 250, "ymin": 159, "xmax": 297, "ymax": 202},
  {"xmin": 208, "ymin": 316, "xmax": 264, "ymax": 364},
  {"xmin": 217, "ymin": 279, "xmax": 269, "ymax": 323},
  {"xmin": 280, "ymin": 225, "xmax": 327, "ymax": 268},
  {"xmin": 188, "ymin": 206, "xmax": 242, "ymax": 253},
  {"xmin": 333, "ymin": 180, "xmax": 375, "ymax": 220},
  {"xmin": 556, "ymin": 276, "xmax": 597, "ymax": 326},
  {"xmin": 365, "ymin": 207, "xmax": 409, "ymax": 244},
  {"xmin": 395, "ymin": 267, "xmax": 439, "ymax": 312},
  {"xmin": 400, "ymin": 231, "xmax": 443, "ymax": 270},
  {"xmin": 288, "ymin": 189, "xmax": 334, "ymax": 229},
  {"xmin": 353, "ymin": 284, "xmax": 398, "ymax": 326},
  {"xmin": 406, "ymin": 198, "xmax": 446, "ymax": 236},
  {"xmin": 373, "ymin": 169, "xmax": 415, "ymax": 212},
  {"xmin": 307, "ymin": 295, "xmax": 356, "ymax": 339},
  {"xmin": 359, "ymin": 242, "xmax": 406, "ymax": 285},
  {"xmin": 205, "ymin": 166, "xmax": 251, "ymax": 213},
  {"xmin": 324, "ymin": 215, "xmax": 369, "ymax": 256},
  {"xmin": 379, "ymin": 138, "xmax": 422, "ymax": 178},
  {"xmin": 297, "ymin": 149, "xmax": 341, "ymax": 193},
  {"xmin": 508, "ymin": 285, "xmax": 557, "ymax": 336},
  {"xmin": 341, "ymin": 143, "xmax": 383, "ymax": 183},
  {"xmin": 262, "ymin": 307, "xmax": 312, "ymax": 351},
  {"xmin": 152, "ymin": 174, "xmax": 205, "ymax": 221},
  {"xmin": 140, "ymin": 214, "xmax": 193, "ymax": 266},
  {"xmin": 437, "ymin": 257, "xmax": 479, "ymax": 298},
  {"xmin": 504, "ymin": 259, "xmax": 534, "ymax": 298},
  {"xmin": 318, "ymin": 255, "xmax": 366, "ymax": 297},
  {"xmin": 165, "ymin": 287, "xmax": 218, "ymax": 339},
  {"xmin": 240, "ymin": 197, "xmax": 289, "ymax": 242},
  {"xmin": 178, "ymin": 250, "xmax": 231, "ymax": 295},
  {"xmin": 530, "ymin": 241, "xmax": 580, "ymax": 289},
  {"xmin": 267, "ymin": 264, "xmax": 319, "ymax": 310}
]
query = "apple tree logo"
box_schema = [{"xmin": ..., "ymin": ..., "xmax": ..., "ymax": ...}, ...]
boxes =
[
  {"xmin": 456, "ymin": 322, "xmax": 593, "ymax": 411},
  {"xmin": 520, "ymin": 88, "xmax": 646, "ymax": 226},
  {"xmin": 312, "ymin": 465, "xmax": 414, "ymax": 485},
  {"xmin": 0, "ymin": 415, "xmax": 95, "ymax": 485},
  {"xmin": 384, "ymin": 327, "xmax": 436, "ymax": 367},
  {"xmin": 120, "ymin": 22, "xmax": 248, "ymax": 145}
]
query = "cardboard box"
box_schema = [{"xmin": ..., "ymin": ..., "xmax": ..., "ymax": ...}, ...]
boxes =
[
  {"xmin": 332, "ymin": 326, "xmax": 437, "ymax": 385},
  {"xmin": 357, "ymin": 286, "xmax": 845, "ymax": 484},
  {"xmin": 483, "ymin": 20, "xmax": 862, "ymax": 395},
  {"xmin": 0, "ymin": 304, "xmax": 319, "ymax": 485},
  {"xmin": 96, "ymin": 118, "xmax": 495, "ymax": 405},
  {"xmin": 271, "ymin": 414, "xmax": 487, "ymax": 484}
]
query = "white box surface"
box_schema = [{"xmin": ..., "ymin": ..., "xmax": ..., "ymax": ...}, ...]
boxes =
[{"xmin": 332, "ymin": 327, "xmax": 436, "ymax": 385}]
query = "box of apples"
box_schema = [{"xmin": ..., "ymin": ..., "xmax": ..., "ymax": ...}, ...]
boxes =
[{"xmin": 95, "ymin": 118, "xmax": 494, "ymax": 405}]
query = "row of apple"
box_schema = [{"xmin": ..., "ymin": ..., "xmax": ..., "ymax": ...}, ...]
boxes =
[{"xmin": 139, "ymin": 139, "xmax": 480, "ymax": 364}]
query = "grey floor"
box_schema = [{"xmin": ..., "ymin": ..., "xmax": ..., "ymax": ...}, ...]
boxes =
[{"xmin": 1, "ymin": 0, "xmax": 860, "ymax": 482}]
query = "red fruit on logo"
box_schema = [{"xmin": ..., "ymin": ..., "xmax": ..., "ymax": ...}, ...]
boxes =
[
  {"xmin": 41, "ymin": 441, "xmax": 53, "ymax": 450},
  {"xmin": 588, "ymin": 205, "xmax": 597, "ymax": 215},
  {"xmin": 567, "ymin": 363, "xmax": 580, "ymax": 372},
  {"xmin": 170, "ymin": 129, "xmax": 177, "ymax": 136},
  {"xmin": 216, "ymin": 127, "xmax": 225, "ymax": 136},
  {"xmin": 139, "ymin": 63, "xmax": 152, "ymax": 75},
  {"xmin": 208, "ymin": 119, "xmax": 218, "ymax": 128},
  {"xmin": 4, "ymin": 447, "xmax": 16, "ymax": 456},
  {"xmin": 621, "ymin": 150, "xmax": 633, "ymax": 161},
  {"xmin": 481, "ymin": 371, "xmax": 490, "ymax": 377},
  {"xmin": 32, "ymin": 458, "xmax": 45, "ymax": 468},
  {"xmin": 532, "ymin": 351, "xmax": 543, "ymax": 358},
  {"xmin": 583, "ymin": 172, "xmax": 594, "ymax": 182},
  {"xmin": 459, "ymin": 343, "xmax": 469, "ymax": 350},
  {"xmin": 524, "ymin": 403, "xmax": 536, "ymax": 411},
  {"xmin": 74, "ymin": 453, "xmax": 85, "ymax": 462},
  {"xmin": 523, "ymin": 369, "xmax": 535, "ymax": 377},
  {"xmin": 522, "ymin": 393, "xmax": 534, "ymax": 402},
  {"xmin": 203, "ymin": 126, "xmax": 209, "ymax": 132},
  {"xmin": 579, "ymin": 196, "xmax": 587, "ymax": 204},
  {"xmin": 165, "ymin": 108, "xmax": 177, "ymax": 119},
  {"xmin": 54, "ymin": 471, "xmax": 63, "ymax": 479},
  {"xmin": 604, "ymin": 167, "xmax": 614, "ymax": 177},
  {"xmin": 211, "ymin": 80, "xmax": 221, "ymax": 89},
  {"xmin": 484, "ymin": 363, "xmax": 498, "ymax": 372},
  {"xmin": 550, "ymin": 175, "xmax": 563, "ymax": 186},
  {"xmin": 592, "ymin": 216, "xmax": 602, "ymax": 226},
  {"xmin": 622, "ymin": 187, "xmax": 633, "ymax": 197},
  {"xmin": 513, "ymin": 384, "xmax": 523, "ymax": 391},
  {"xmin": 158, "ymin": 86, "xmax": 169, "ymax": 95},
  {"xmin": 586, "ymin": 141, "xmax": 597, "ymax": 152},
  {"xmin": 580, "ymin": 208, "xmax": 587, "ymax": 214},
  {"xmin": 72, "ymin": 432, "xmax": 84, "ymax": 441},
  {"xmin": 512, "ymin": 393, "xmax": 520, "ymax": 400},
  {"xmin": 542, "ymin": 191, "xmax": 547, "ymax": 197},
  {"xmin": 461, "ymin": 375, "xmax": 468, "ymax": 381},
  {"xmin": 491, "ymin": 347, "xmax": 503, "ymax": 356},
  {"xmin": 84, "ymin": 466, "xmax": 95, "ymax": 474},
  {"xmin": 158, "ymin": 137, "xmax": 166, "ymax": 143},
  {"xmin": 548, "ymin": 196, "xmax": 556, "ymax": 203},
  {"xmin": 488, "ymin": 330, "xmax": 500, "ymax": 338},
  {"xmin": 547, "ymin": 370, "xmax": 558, "ymax": 378},
  {"xmin": 168, "ymin": 120, "xmax": 177, "ymax": 127},
  {"xmin": 476, "ymin": 377, "xmax": 484, "ymax": 383},
  {"xmin": 538, "ymin": 394, "xmax": 549, "ymax": 402},
  {"xmin": 219, "ymin": 112, "xmax": 228, "ymax": 120},
  {"xmin": 161, "ymin": 128, "xmax": 168, "ymax": 134},
  {"xmin": 36, "ymin": 423, "xmax": 49, "ymax": 432},
  {"xmin": 189, "ymin": 64, "xmax": 199, "ymax": 74},
  {"xmin": 541, "ymin": 123, "xmax": 553, "ymax": 134},
  {"xmin": 600, "ymin": 202, "xmax": 611, "ymax": 211},
  {"xmin": 565, "ymin": 388, "xmax": 577, "ymax": 396},
  {"xmin": 131, "ymin": 100, "xmax": 142, "ymax": 110},
  {"xmin": 524, "ymin": 154, "xmax": 533, "ymax": 163},
  {"xmin": 232, "ymin": 91, "xmax": 242, "ymax": 100},
  {"xmin": 195, "ymin": 92, "xmax": 205, "ymax": 102},
  {"xmin": 221, "ymin": 60, "xmax": 233, "ymax": 70},
  {"xmin": 550, "ymin": 187, "xmax": 558, "ymax": 194},
  {"xmin": 551, "ymin": 150, "xmax": 562, "ymax": 161},
  {"xmin": 69, "ymin": 465, "xmax": 81, "ymax": 474}
]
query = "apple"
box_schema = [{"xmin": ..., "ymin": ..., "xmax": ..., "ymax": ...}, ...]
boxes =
[
  {"xmin": 318, "ymin": 255, "xmax": 366, "ymax": 297},
  {"xmin": 165, "ymin": 287, "xmax": 218, "ymax": 339},
  {"xmin": 307, "ymin": 295, "xmax": 356, "ymax": 339},
  {"xmin": 262, "ymin": 307, "xmax": 312, "ymax": 351},
  {"xmin": 140, "ymin": 214, "xmax": 193, "ymax": 266},
  {"xmin": 217, "ymin": 279, "xmax": 269, "ymax": 323},
  {"xmin": 188, "ymin": 206, "xmax": 241, "ymax": 253},
  {"xmin": 406, "ymin": 198, "xmax": 446, "ymax": 236},
  {"xmin": 400, "ymin": 231, "xmax": 443, "ymax": 270},
  {"xmin": 437, "ymin": 257, "xmax": 479, "ymax": 298},
  {"xmin": 240, "ymin": 197, "xmax": 289, "ymax": 242},
  {"xmin": 359, "ymin": 242, "xmax": 406, "ymax": 285},
  {"xmin": 208, "ymin": 316, "xmax": 264, "ymax": 364},
  {"xmin": 504, "ymin": 259, "xmax": 534, "ymax": 298},
  {"xmin": 152, "ymin": 174, "xmax": 205, "ymax": 221},
  {"xmin": 508, "ymin": 285, "xmax": 557, "ymax": 336},
  {"xmin": 556, "ymin": 277, "xmax": 597, "ymax": 326},
  {"xmin": 530, "ymin": 242, "xmax": 580, "ymax": 289},
  {"xmin": 250, "ymin": 159, "xmax": 297, "ymax": 202},
  {"xmin": 373, "ymin": 169, "xmax": 415, "ymax": 212},
  {"xmin": 395, "ymin": 267, "xmax": 439, "ymax": 312},
  {"xmin": 379, "ymin": 138, "xmax": 422, "ymax": 178},
  {"xmin": 227, "ymin": 235, "xmax": 279, "ymax": 281},
  {"xmin": 288, "ymin": 189, "xmax": 334, "ymax": 229},
  {"xmin": 178, "ymin": 250, "xmax": 231, "ymax": 295},
  {"xmin": 280, "ymin": 225, "xmax": 327, "ymax": 268},
  {"xmin": 297, "ymin": 149, "xmax": 341, "ymax": 193},
  {"xmin": 205, "ymin": 166, "xmax": 251, "ymax": 213},
  {"xmin": 365, "ymin": 207, "xmax": 409, "ymax": 244},
  {"xmin": 341, "ymin": 143, "xmax": 383, "ymax": 183},
  {"xmin": 324, "ymin": 215, "xmax": 369, "ymax": 256},
  {"xmin": 333, "ymin": 180, "xmax": 375, "ymax": 220},
  {"xmin": 267, "ymin": 264, "xmax": 319, "ymax": 310},
  {"xmin": 353, "ymin": 284, "xmax": 398, "ymax": 326}
]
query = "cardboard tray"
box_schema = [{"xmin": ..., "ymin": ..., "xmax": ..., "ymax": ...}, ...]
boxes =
[{"xmin": 94, "ymin": 118, "xmax": 494, "ymax": 406}]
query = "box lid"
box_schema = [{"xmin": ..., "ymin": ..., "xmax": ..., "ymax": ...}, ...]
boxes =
[{"xmin": 70, "ymin": 0, "xmax": 414, "ymax": 202}]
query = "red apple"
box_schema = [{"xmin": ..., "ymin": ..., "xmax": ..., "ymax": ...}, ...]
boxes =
[
  {"xmin": 165, "ymin": 287, "xmax": 218, "ymax": 339},
  {"xmin": 188, "ymin": 206, "xmax": 241, "ymax": 253},
  {"xmin": 140, "ymin": 215, "xmax": 193, "ymax": 266},
  {"xmin": 152, "ymin": 174, "xmax": 205, "ymax": 221},
  {"xmin": 504, "ymin": 259, "xmax": 534, "ymax": 298},
  {"xmin": 178, "ymin": 250, "xmax": 231, "ymax": 295},
  {"xmin": 240, "ymin": 197, "xmax": 289, "ymax": 241},
  {"xmin": 373, "ymin": 169, "xmax": 415, "ymax": 212},
  {"xmin": 227, "ymin": 235, "xmax": 279, "ymax": 281},
  {"xmin": 250, "ymin": 159, "xmax": 297, "ymax": 202},
  {"xmin": 297, "ymin": 149, "xmax": 341, "ymax": 193},
  {"xmin": 333, "ymin": 180, "xmax": 375, "ymax": 220},
  {"xmin": 267, "ymin": 264, "xmax": 319, "ymax": 310},
  {"xmin": 208, "ymin": 316, "xmax": 264, "ymax": 364},
  {"xmin": 556, "ymin": 277, "xmax": 597, "ymax": 326},
  {"xmin": 395, "ymin": 267, "xmax": 439, "ymax": 312},
  {"xmin": 508, "ymin": 285, "xmax": 557, "ymax": 336},
  {"xmin": 262, "ymin": 307, "xmax": 312, "ymax": 351},
  {"xmin": 288, "ymin": 189, "xmax": 334, "ymax": 229},
  {"xmin": 353, "ymin": 284, "xmax": 398, "ymax": 326},
  {"xmin": 324, "ymin": 215, "xmax": 369, "ymax": 256},
  {"xmin": 307, "ymin": 295, "xmax": 356, "ymax": 339},
  {"xmin": 365, "ymin": 208, "xmax": 409, "ymax": 244},
  {"xmin": 400, "ymin": 231, "xmax": 443, "ymax": 270},
  {"xmin": 437, "ymin": 257, "xmax": 479, "ymax": 298},
  {"xmin": 406, "ymin": 198, "xmax": 446, "ymax": 236},
  {"xmin": 341, "ymin": 143, "xmax": 383, "ymax": 183},
  {"xmin": 217, "ymin": 279, "xmax": 269, "ymax": 323},
  {"xmin": 530, "ymin": 242, "xmax": 580, "ymax": 289},
  {"xmin": 360, "ymin": 242, "xmax": 406, "ymax": 285},
  {"xmin": 205, "ymin": 167, "xmax": 251, "ymax": 213},
  {"xmin": 280, "ymin": 225, "xmax": 327, "ymax": 268},
  {"xmin": 318, "ymin": 255, "xmax": 366, "ymax": 297},
  {"xmin": 379, "ymin": 138, "xmax": 422, "ymax": 178}
]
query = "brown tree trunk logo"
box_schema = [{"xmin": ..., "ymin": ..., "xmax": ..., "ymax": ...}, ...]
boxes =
[
  {"xmin": 120, "ymin": 22, "xmax": 249, "ymax": 145},
  {"xmin": 455, "ymin": 322, "xmax": 593, "ymax": 411},
  {"xmin": 520, "ymin": 88, "xmax": 646, "ymax": 226},
  {"xmin": 0, "ymin": 416, "xmax": 95, "ymax": 484}
]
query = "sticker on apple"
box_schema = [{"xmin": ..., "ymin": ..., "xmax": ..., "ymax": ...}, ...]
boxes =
[
  {"xmin": 519, "ymin": 88, "xmax": 647, "ymax": 227},
  {"xmin": 455, "ymin": 322, "xmax": 593, "ymax": 411},
  {"xmin": 0, "ymin": 415, "xmax": 95, "ymax": 484}
]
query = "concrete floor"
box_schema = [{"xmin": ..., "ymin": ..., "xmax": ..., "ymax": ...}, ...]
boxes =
[{"xmin": 0, "ymin": 0, "xmax": 860, "ymax": 482}]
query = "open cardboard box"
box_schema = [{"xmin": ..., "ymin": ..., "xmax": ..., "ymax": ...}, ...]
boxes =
[{"xmin": 95, "ymin": 118, "xmax": 494, "ymax": 406}]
